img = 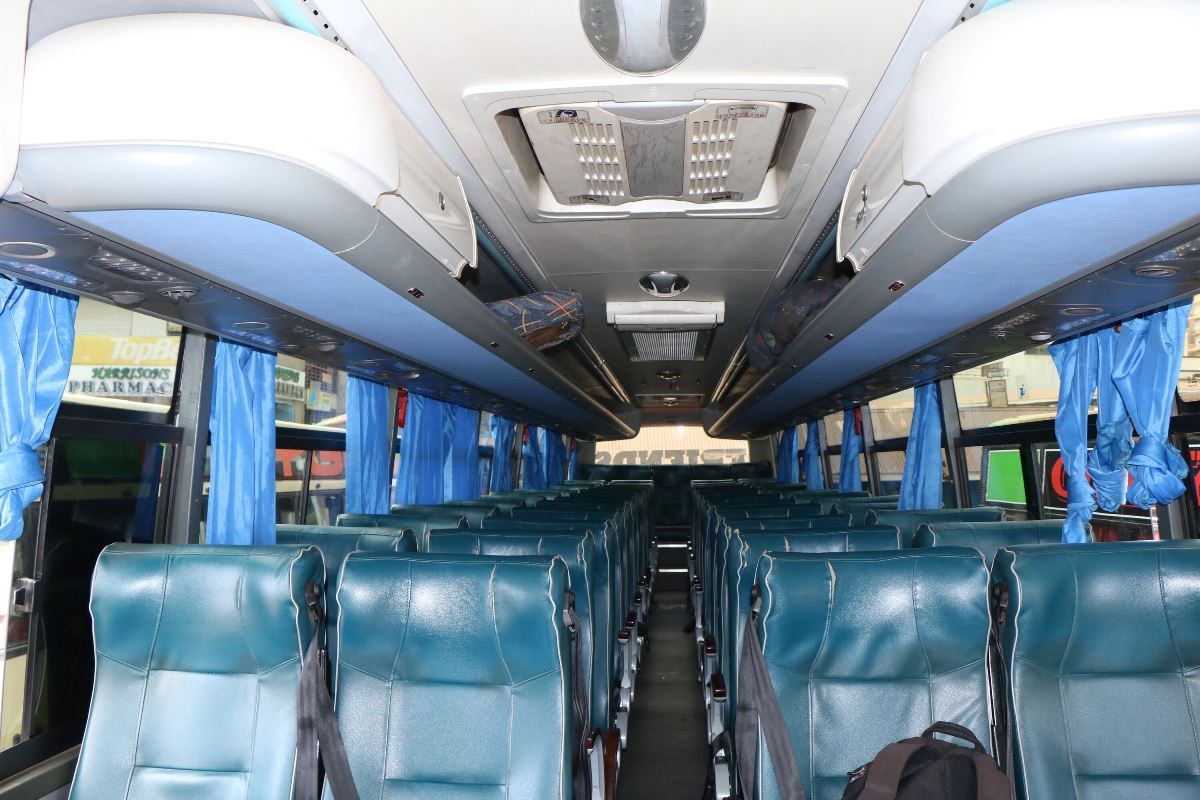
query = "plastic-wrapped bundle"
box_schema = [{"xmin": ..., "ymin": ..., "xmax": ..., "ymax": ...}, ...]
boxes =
[
  {"xmin": 487, "ymin": 290, "xmax": 584, "ymax": 350},
  {"xmin": 746, "ymin": 278, "xmax": 846, "ymax": 371}
]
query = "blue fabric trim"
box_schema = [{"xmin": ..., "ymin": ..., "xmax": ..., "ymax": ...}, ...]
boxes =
[
  {"xmin": 489, "ymin": 415, "xmax": 516, "ymax": 493},
  {"xmin": 802, "ymin": 421, "xmax": 825, "ymax": 490},
  {"xmin": 0, "ymin": 278, "xmax": 76, "ymax": 541},
  {"xmin": 898, "ymin": 383, "xmax": 944, "ymax": 510},
  {"xmin": 522, "ymin": 425, "xmax": 546, "ymax": 490},
  {"xmin": 838, "ymin": 409, "xmax": 862, "ymax": 493},
  {"xmin": 346, "ymin": 376, "xmax": 391, "ymax": 514},
  {"xmin": 207, "ymin": 341, "xmax": 276, "ymax": 545},
  {"xmin": 776, "ymin": 427, "xmax": 799, "ymax": 484},
  {"xmin": 1113, "ymin": 301, "xmax": 1193, "ymax": 509}
]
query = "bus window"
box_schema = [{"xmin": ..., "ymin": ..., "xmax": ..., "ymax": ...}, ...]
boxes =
[
  {"xmin": 307, "ymin": 450, "xmax": 346, "ymax": 525},
  {"xmin": 1035, "ymin": 443, "xmax": 1153, "ymax": 541},
  {"xmin": 276, "ymin": 449, "xmax": 308, "ymax": 524},
  {"xmin": 13, "ymin": 437, "xmax": 170, "ymax": 753},
  {"xmin": 593, "ymin": 425, "xmax": 749, "ymax": 465},
  {"xmin": 868, "ymin": 388, "xmax": 915, "ymax": 441},
  {"xmin": 963, "ymin": 446, "xmax": 1028, "ymax": 519},
  {"xmin": 1176, "ymin": 302, "xmax": 1200, "ymax": 402},
  {"xmin": 65, "ymin": 297, "xmax": 181, "ymax": 413},
  {"xmin": 954, "ymin": 348, "xmax": 1070, "ymax": 429},
  {"xmin": 275, "ymin": 355, "xmax": 347, "ymax": 427}
]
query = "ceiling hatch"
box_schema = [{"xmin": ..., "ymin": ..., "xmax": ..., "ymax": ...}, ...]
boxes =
[{"xmin": 519, "ymin": 101, "xmax": 788, "ymax": 207}]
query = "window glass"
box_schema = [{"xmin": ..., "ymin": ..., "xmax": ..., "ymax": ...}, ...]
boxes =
[
  {"xmin": 275, "ymin": 355, "xmax": 347, "ymax": 429},
  {"xmin": 869, "ymin": 388, "xmax": 915, "ymax": 441},
  {"xmin": 306, "ymin": 450, "xmax": 346, "ymax": 525},
  {"xmin": 594, "ymin": 425, "xmax": 749, "ymax": 465},
  {"xmin": 823, "ymin": 412, "xmax": 843, "ymax": 443},
  {"xmin": 954, "ymin": 348, "xmax": 1063, "ymax": 429},
  {"xmin": 875, "ymin": 450, "xmax": 905, "ymax": 495},
  {"xmin": 962, "ymin": 446, "xmax": 1028, "ymax": 519},
  {"xmin": 19, "ymin": 437, "xmax": 170, "ymax": 752},
  {"xmin": 276, "ymin": 449, "xmax": 308, "ymax": 524},
  {"xmin": 1178, "ymin": 302, "xmax": 1200, "ymax": 402},
  {"xmin": 1035, "ymin": 443, "xmax": 1153, "ymax": 540},
  {"xmin": 66, "ymin": 297, "xmax": 181, "ymax": 412}
]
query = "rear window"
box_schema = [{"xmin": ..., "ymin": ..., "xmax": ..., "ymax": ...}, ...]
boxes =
[{"xmin": 594, "ymin": 425, "xmax": 749, "ymax": 465}]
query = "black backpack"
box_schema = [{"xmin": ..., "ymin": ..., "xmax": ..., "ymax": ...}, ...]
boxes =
[{"xmin": 841, "ymin": 722, "xmax": 1012, "ymax": 800}]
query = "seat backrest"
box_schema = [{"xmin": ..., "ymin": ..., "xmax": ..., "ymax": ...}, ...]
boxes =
[
  {"xmin": 993, "ymin": 541, "xmax": 1200, "ymax": 800},
  {"xmin": 865, "ymin": 506, "xmax": 1006, "ymax": 547},
  {"xmin": 752, "ymin": 514, "xmax": 853, "ymax": 530},
  {"xmin": 722, "ymin": 528, "xmax": 904, "ymax": 728},
  {"xmin": 912, "ymin": 519, "xmax": 1080, "ymax": 563},
  {"xmin": 70, "ymin": 544, "xmax": 323, "ymax": 800},
  {"xmin": 831, "ymin": 500, "xmax": 898, "ymax": 526},
  {"xmin": 342, "ymin": 512, "xmax": 467, "ymax": 550},
  {"xmin": 335, "ymin": 552, "xmax": 572, "ymax": 799},
  {"xmin": 276, "ymin": 524, "xmax": 415, "ymax": 665},
  {"xmin": 393, "ymin": 503, "xmax": 497, "ymax": 528},
  {"xmin": 755, "ymin": 548, "xmax": 992, "ymax": 800},
  {"xmin": 426, "ymin": 529, "xmax": 606, "ymax": 728}
]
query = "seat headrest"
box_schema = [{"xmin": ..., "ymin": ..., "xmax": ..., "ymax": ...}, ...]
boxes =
[
  {"xmin": 995, "ymin": 540, "xmax": 1200, "ymax": 674},
  {"xmin": 758, "ymin": 548, "xmax": 989, "ymax": 679},
  {"xmin": 338, "ymin": 553, "xmax": 568, "ymax": 684},
  {"xmin": 91, "ymin": 544, "xmax": 323, "ymax": 674},
  {"xmin": 913, "ymin": 519, "xmax": 1076, "ymax": 562}
]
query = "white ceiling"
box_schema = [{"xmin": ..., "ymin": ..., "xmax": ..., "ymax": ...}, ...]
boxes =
[{"xmin": 346, "ymin": 0, "xmax": 973, "ymax": 418}]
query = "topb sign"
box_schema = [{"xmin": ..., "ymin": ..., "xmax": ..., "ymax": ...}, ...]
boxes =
[{"xmin": 66, "ymin": 335, "xmax": 180, "ymax": 399}]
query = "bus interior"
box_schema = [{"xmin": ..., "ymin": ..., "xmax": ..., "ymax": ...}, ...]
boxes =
[{"xmin": 1, "ymin": 1, "xmax": 1200, "ymax": 798}]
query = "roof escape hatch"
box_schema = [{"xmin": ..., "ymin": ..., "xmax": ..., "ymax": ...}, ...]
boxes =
[{"xmin": 519, "ymin": 100, "xmax": 788, "ymax": 207}]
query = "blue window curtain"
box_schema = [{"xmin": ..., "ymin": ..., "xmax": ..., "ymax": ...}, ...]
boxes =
[
  {"xmin": 346, "ymin": 376, "xmax": 391, "ymax": 514},
  {"xmin": 567, "ymin": 437, "xmax": 579, "ymax": 480},
  {"xmin": 0, "ymin": 279, "xmax": 76, "ymax": 541},
  {"xmin": 395, "ymin": 392, "xmax": 447, "ymax": 505},
  {"xmin": 445, "ymin": 404, "xmax": 481, "ymax": 501},
  {"xmin": 522, "ymin": 424, "xmax": 547, "ymax": 489},
  {"xmin": 802, "ymin": 420, "xmax": 825, "ymax": 490},
  {"xmin": 838, "ymin": 408, "xmax": 862, "ymax": 493},
  {"xmin": 1087, "ymin": 327, "xmax": 1131, "ymax": 512},
  {"xmin": 898, "ymin": 383, "xmax": 944, "ymax": 510},
  {"xmin": 776, "ymin": 426, "xmax": 799, "ymax": 484},
  {"xmin": 489, "ymin": 415, "xmax": 516, "ymax": 493},
  {"xmin": 542, "ymin": 429, "xmax": 566, "ymax": 487},
  {"xmin": 1050, "ymin": 333, "xmax": 1099, "ymax": 542},
  {"xmin": 207, "ymin": 341, "xmax": 276, "ymax": 545},
  {"xmin": 1112, "ymin": 300, "xmax": 1193, "ymax": 509}
]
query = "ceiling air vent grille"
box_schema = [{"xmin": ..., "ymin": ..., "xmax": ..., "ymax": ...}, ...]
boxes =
[
  {"xmin": 689, "ymin": 118, "xmax": 735, "ymax": 197},
  {"xmin": 572, "ymin": 122, "xmax": 626, "ymax": 200},
  {"xmin": 633, "ymin": 330, "xmax": 698, "ymax": 361}
]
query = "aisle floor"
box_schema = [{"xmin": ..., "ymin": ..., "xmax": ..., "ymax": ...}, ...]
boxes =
[{"xmin": 616, "ymin": 588, "xmax": 710, "ymax": 800}]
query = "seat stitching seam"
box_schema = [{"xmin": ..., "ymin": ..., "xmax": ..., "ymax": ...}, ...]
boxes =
[
  {"xmin": 1156, "ymin": 550, "xmax": 1200, "ymax": 767},
  {"xmin": 1059, "ymin": 557, "xmax": 1082, "ymax": 799},
  {"xmin": 910, "ymin": 560, "xmax": 934, "ymax": 726},
  {"xmin": 125, "ymin": 553, "xmax": 170, "ymax": 798},
  {"xmin": 236, "ymin": 560, "xmax": 262, "ymax": 673}
]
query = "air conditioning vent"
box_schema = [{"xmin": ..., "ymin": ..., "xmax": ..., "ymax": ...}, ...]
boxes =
[
  {"xmin": 520, "ymin": 101, "xmax": 786, "ymax": 206},
  {"xmin": 608, "ymin": 300, "xmax": 723, "ymax": 362}
]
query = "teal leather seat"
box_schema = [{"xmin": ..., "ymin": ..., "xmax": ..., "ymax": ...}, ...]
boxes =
[
  {"xmin": 334, "ymin": 552, "xmax": 572, "ymax": 799},
  {"xmin": 276, "ymin": 524, "xmax": 416, "ymax": 667},
  {"xmin": 831, "ymin": 500, "xmax": 898, "ymax": 526},
  {"xmin": 751, "ymin": 515, "xmax": 854, "ymax": 530},
  {"xmin": 865, "ymin": 506, "xmax": 1006, "ymax": 547},
  {"xmin": 912, "ymin": 519, "xmax": 1082, "ymax": 564},
  {"xmin": 754, "ymin": 548, "xmax": 992, "ymax": 800},
  {"xmin": 426, "ymin": 529, "xmax": 609, "ymax": 729},
  {"xmin": 337, "ymin": 512, "xmax": 467, "ymax": 550},
  {"xmin": 993, "ymin": 541, "xmax": 1200, "ymax": 800},
  {"xmin": 392, "ymin": 503, "xmax": 496, "ymax": 528},
  {"xmin": 71, "ymin": 544, "xmax": 323, "ymax": 800},
  {"xmin": 716, "ymin": 528, "xmax": 903, "ymax": 739}
]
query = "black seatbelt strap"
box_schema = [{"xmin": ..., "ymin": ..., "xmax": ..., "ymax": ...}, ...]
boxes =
[
  {"xmin": 297, "ymin": 581, "xmax": 360, "ymax": 800},
  {"xmin": 735, "ymin": 586, "xmax": 806, "ymax": 800},
  {"xmin": 563, "ymin": 590, "xmax": 592, "ymax": 800},
  {"xmin": 990, "ymin": 581, "xmax": 1018, "ymax": 800}
]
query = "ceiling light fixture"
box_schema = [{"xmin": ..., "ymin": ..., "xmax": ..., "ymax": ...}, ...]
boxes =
[
  {"xmin": 580, "ymin": 0, "xmax": 706, "ymax": 75},
  {"xmin": 639, "ymin": 271, "xmax": 690, "ymax": 297}
]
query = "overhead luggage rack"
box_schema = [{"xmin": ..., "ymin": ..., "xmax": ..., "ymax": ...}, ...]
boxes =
[
  {"xmin": 1, "ymin": 13, "xmax": 633, "ymax": 440},
  {"xmin": 709, "ymin": 0, "xmax": 1200, "ymax": 437}
]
